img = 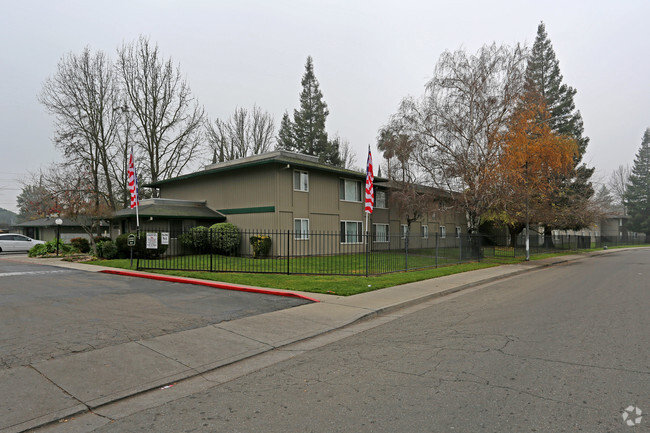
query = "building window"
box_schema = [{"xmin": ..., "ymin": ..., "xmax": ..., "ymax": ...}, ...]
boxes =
[
  {"xmin": 293, "ymin": 170, "xmax": 309, "ymax": 192},
  {"xmin": 375, "ymin": 190, "xmax": 387, "ymax": 208},
  {"xmin": 340, "ymin": 221, "xmax": 363, "ymax": 243},
  {"xmin": 401, "ymin": 224, "xmax": 408, "ymax": 239},
  {"xmin": 456, "ymin": 227, "xmax": 461, "ymax": 238},
  {"xmin": 339, "ymin": 179, "xmax": 362, "ymax": 202},
  {"xmin": 421, "ymin": 225, "xmax": 428, "ymax": 239},
  {"xmin": 373, "ymin": 224, "xmax": 389, "ymax": 243},
  {"xmin": 440, "ymin": 226, "xmax": 446, "ymax": 239},
  {"xmin": 294, "ymin": 218, "xmax": 309, "ymax": 240}
]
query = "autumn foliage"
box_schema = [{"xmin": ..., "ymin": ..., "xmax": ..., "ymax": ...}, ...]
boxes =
[{"xmin": 492, "ymin": 92, "xmax": 577, "ymax": 231}]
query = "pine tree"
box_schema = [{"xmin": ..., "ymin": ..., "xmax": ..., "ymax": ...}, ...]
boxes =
[
  {"xmin": 525, "ymin": 22, "xmax": 595, "ymax": 237},
  {"xmin": 624, "ymin": 128, "xmax": 650, "ymax": 236},
  {"xmin": 276, "ymin": 56, "xmax": 340, "ymax": 165},
  {"xmin": 276, "ymin": 112, "xmax": 296, "ymax": 152}
]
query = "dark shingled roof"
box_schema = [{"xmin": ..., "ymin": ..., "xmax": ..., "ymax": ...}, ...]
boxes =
[
  {"xmin": 15, "ymin": 217, "xmax": 108, "ymax": 227},
  {"xmin": 112, "ymin": 199, "xmax": 226, "ymax": 221},
  {"xmin": 145, "ymin": 150, "xmax": 388, "ymax": 188}
]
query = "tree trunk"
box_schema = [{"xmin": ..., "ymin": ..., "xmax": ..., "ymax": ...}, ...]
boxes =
[{"xmin": 543, "ymin": 226, "xmax": 554, "ymax": 249}]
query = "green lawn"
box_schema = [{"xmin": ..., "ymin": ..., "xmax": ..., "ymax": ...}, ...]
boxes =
[
  {"xmin": 133, "ymin": 247, "xmax": 480, "ymax": 276},
  {"xmin": 87, "ymin": 249, "xmax": 594, "ymax": 296}
]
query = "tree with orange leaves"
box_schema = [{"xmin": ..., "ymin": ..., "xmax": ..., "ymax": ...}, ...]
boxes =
[{"xmin": 490, "ymin": 92, "xmax": 577, "ymax": 244}]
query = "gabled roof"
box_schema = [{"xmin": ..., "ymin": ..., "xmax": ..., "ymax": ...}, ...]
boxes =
[
  {"xmin": 112, "ymin": 198, "xmax": 226, "ymax": 221},
  {"xmin": 145, "ymin": 150, "xmax": 388, "ymax": 188},
  {"xmin": 15, "ymin": 217, "xmax": 109, "ymax": 227}
]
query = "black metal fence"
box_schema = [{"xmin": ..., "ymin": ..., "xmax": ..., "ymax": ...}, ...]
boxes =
[{"xmin": 134, "ymin": 228, "xmax": 647, "ymax": 276}]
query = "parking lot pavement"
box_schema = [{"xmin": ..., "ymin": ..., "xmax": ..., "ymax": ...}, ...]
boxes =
[{"xmin": 0, "ymin": 259, "xmax": 310, "ymax": 370}]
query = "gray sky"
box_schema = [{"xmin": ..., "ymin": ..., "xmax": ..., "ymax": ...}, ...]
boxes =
[{"xmin": 1, "ymin": 0, "xmax": 649, "ymax": 213}]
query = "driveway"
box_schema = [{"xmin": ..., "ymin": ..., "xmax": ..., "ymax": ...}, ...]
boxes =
[{"xmin": 0, "ymin": 256, "xmax": 310, "ymax": 369}]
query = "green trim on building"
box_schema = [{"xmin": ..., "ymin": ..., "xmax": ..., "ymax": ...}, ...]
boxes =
[{"xmin": 217, "ymin": 206, "xmax": 275, "ymax": 215}]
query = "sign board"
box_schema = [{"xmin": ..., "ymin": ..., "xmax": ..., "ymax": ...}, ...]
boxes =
[
  {"xmin": 146, "ymin": 233, "xmax": 158, "ymax": 249},
  {"xmin": 161, "ymin": 232, "xmax": 169, "ymax": 245},
  {"xmin": 127, "ymin": 234, "xmax": 136, "ymax": 247}
]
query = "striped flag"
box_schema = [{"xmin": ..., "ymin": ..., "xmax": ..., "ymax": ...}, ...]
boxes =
[
  {"xmin": 365, "ymin": 147, "xmax": 374, "ymax": 214},
  {"xmin": 127, "ymin": 148, "xmax": 139, "ymax": 209}
]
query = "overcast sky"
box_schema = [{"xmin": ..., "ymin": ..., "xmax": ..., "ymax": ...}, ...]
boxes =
[{"xmin": 1, "ymin": 0, "xmax": 649, "ymax": 213}]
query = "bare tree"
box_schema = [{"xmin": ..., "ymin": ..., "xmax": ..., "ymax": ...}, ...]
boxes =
[
  {"xmin": 328, "ymin": 135, "xmax": 358, "ymax": 170},
  {"xmin": 386, "ymin": 44, "xmax": 528, "ymax": 232},
  {"xmin": 608, "ymin": 164, "xmax": 630, "ymax": 211},
  {"xmin": 39, "ymin": 47, "xmax": 121, "ymax": 211},
  {"xmin": 117, "ymin": 36, "xmax": 205, "ymax": 186},
  {"xmin": 207, "ymin": 105, "xmax": 275, "ymax": 163}
]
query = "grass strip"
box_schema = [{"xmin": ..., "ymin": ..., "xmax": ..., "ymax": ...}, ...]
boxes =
[{"xmin": 86, "ymin": 250, "xmax": 593, "ymax": 296}]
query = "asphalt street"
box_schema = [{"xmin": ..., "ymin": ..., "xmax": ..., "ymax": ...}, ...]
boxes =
[
  {"xmin": 0, "ymin": 256, "xmax": 309, "ymax": 369},
  {"xmin": 87, "ymin": 249, "xmax": 649, "ymax": 433}
]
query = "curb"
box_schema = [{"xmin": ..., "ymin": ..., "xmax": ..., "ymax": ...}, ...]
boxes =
[{"xmin": 99, "ymin": 269, "xmax": 321, "ymax": 303}]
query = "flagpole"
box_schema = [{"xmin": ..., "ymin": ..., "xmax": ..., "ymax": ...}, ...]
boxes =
[{"xmin": 134, "ymin": 164, "xmax": 140, "ymax": 230}]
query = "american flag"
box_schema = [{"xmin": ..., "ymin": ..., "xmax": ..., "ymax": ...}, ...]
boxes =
[
  {"xmin": 365, "ymin": 147, "xmax": 374, "ymax": 214},
  {"xmin": 128, "ymin": 148, "xmax": 139, "ymax": 209}
]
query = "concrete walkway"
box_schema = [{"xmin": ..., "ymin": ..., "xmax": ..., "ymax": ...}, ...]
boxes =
[{"xmin": 0, "ymin": 250, "xmax": 621, "ymax": 433}]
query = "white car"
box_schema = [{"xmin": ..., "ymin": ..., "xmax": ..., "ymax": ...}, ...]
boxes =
[{"xmin": 0, "ymin": 233, "xmax": 46, "ymax": 253}]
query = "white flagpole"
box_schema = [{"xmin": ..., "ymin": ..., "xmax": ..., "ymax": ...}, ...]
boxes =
[{"xmin": 134, "ymin": 164, "xmax": 140, "ymax": 230}]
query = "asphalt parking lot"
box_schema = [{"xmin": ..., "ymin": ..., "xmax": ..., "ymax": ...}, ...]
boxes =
[{"xmin": 0, "ymin": 256, "xmax": 310, "ymax": 369}]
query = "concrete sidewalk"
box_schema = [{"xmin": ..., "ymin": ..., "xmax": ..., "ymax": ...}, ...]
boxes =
[{"xmin": 0, "ymin": 250, "xmax": 620, "ymax": 433}]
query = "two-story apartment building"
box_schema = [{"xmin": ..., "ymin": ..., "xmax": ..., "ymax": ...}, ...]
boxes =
[{"xmin": 113, "ymin": 150, "xmax": 468, "ymax": 253}]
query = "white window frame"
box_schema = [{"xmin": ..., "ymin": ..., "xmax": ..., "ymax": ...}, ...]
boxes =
[
  {"xmin": 440, "ymin": 226, "xmax": 446, "ymax": 239},
  {"xmin": 340, "ymin": 220, "xmax": 363, "ymax": 244},
  {"xmin": 293, "ymin": 170, "xmax": 309, "ymax": 192},
  {"xmin": 375, "ymin": 190, "xmax": 387, "ymax": 208},
  {"xmin": 455, "ymin": 227, "xmax": 461, "ymax": 238},
  {"xmin": 421, "ymin": 225, "xmax": 429, "ymax": 239},
  {"xmin": 294, "ymin": 218, "xmax": 309, "ymax": 240},
  {"xmin": 373, "ymin": 223, "xmax": 389, "ymax": 243},
  {"xmin": 339, "ymin": 178, "xmax": 362, "ymax": 202},
  {"xmin": 401, "ymin": 224, "xmax": 408, "ymax": 239}
]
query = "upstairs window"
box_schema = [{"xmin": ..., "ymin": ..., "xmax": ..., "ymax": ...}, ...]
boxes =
[
  {"xmin": 421, "ymin": 225, "xmax": 429, "ymax": 239},
  {"xmin": 293, "ymin": 170, "xmax": 309, "ymax": 192},
  {"xmin": 339, "ymin": 179, "xmax": 362, "ymax": 202},
  {"xmin": 375, "ymin": 190, "xmax": 387, "ymax": 208},
  {"xmin": 440, "ymin": 226, "xmax": 446, "ymax": 239}
]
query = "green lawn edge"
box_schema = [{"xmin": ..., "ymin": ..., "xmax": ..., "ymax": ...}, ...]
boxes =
[{"xmin": 83, "ymin": 249, "xmax": 618, "ymax": 297}]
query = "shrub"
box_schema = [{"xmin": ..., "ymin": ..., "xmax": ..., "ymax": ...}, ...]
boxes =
[
  {"xmin": 250, "ymin": 235, "xmax": 272, "ymax": 258},
  {"xmin": 70, "ymin": 237, "xmax": 91, "ymax": 253},
  {"xmin": 28, "ymin": 243, "xmax": 48, "ymax": 257},
  {"xmin": 179, "ymin": 226, "xmax": 210, "ymax": 253},
  {"xmin": 209, "ymin": 223, "xmax": 240, "ymax": 255},
  {"xmin": 97, "ymin": 240, "xmax": 118, "ymax": 259}
]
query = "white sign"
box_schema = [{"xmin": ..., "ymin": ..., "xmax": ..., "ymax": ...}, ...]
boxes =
[
  {"xmin": 161, "ymin": 232, "xmax": 169, "ymax": 245},
  {"xmin": 146, "ymin": 233, "xmax": 158, "ymax": 249}
]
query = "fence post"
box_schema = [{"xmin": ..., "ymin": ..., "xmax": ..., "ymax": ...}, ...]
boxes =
[
  {"xmin": 210, "ymin": 229, "xmax": 213, "ymax": 272},
  {"xmin": 286, "ymin": 230, "xmax": 290, "ymax": 275},
  {"xmin": 365, "ymin": 231, "xmax": 369, "ymax": 277},
  {"xmin": 404, "ymin": 230, "xmax": 409, "ymax": 271},
  {"xmin": 459, "ymin": 235, "xmax": 462, "ymax": 262},
  {"xmin": 435, "ymin": 233, "xmax": 439, "ymax": 268}
]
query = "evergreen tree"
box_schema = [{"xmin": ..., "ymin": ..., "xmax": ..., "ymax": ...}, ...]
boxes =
[
  {"xmin": 624, "ymin": 128, "xmax": 650, "ymax": 236},
  {"xmin": 276, "ymin": 112, "xmax": 296, "ymax": 151},
  {"xmin": 276, "ymin": 56, "xmax": 340, "ymax": 165},
  {"xmin": 525, "ymin": 22, "xmax": 595, "ymax": 237}
]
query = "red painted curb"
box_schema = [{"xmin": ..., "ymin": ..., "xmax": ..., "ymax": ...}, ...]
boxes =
[{"xmin": 99, "ymin": 270, "xmax": 320, "ymax": 303}]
